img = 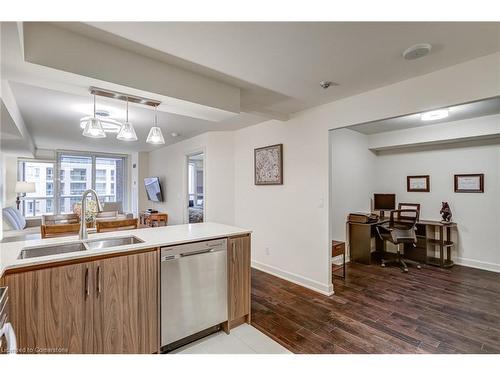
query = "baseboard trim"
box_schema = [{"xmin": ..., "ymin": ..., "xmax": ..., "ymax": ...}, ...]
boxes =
[
  {"xmin": 251, "ymin": 260, "xmax": 334, "ymax": 296},
  {"xmin": 455, "ymin": 257, "xmax": 500, "ymax": 273}
]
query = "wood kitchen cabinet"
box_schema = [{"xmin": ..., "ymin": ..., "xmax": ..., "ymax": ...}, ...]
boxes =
[
  {"xmin": 227, "ymin": 235, "xmax": 251, "ymax": 329},
  {"xmin": 93, "ymin": 250, "xmax": 159, "ymax": 354},
  {"xmin": 4, "ymin": 249, "xmax": 159, "ymax": 354},
  {"xmin": 6, "ymin": 262, "xmax": 92, "ymax": 353}
]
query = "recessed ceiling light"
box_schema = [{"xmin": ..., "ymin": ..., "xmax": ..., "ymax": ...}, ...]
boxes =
[
  {"xmin": 420, "ymin": 109, "xmax": 449, "ymax": 121},
  {"xmin": 171, "ymin": 132, "xmax": 179, "ymax": 137},
  {"xmin": 403, "ymin": 43, "xmax": 432, "ymax": 60},
  {"xmin": 319, "ymin": 81, "xmax": 339, "ymax": 89}
]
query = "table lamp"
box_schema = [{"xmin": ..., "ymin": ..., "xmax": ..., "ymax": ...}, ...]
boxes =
[{"xmin": 15, "ymin": 181, "xmax": 36, "ymax": 210}]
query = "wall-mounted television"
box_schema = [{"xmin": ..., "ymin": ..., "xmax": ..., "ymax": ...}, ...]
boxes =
[{"xmin": 144, "ymin": 177, "xmax": 164, "ymax": 202}]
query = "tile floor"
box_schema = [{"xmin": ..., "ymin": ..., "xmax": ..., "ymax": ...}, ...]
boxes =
[{"xmin": 172, "ymin": 324, "xmax": 291, "ymax": 354}]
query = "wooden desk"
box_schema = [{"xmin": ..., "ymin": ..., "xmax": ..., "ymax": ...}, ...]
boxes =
[
  {"xmin": 348, "ymin": 219, "xmax": 386, "ymax": 264},
  {"xmin": 347, "ymin": 217, "xmax": 457, "ymax": 268},
  {"xmin": 140, "ymin": 211, "xmax": 168, "ymax": 227}
]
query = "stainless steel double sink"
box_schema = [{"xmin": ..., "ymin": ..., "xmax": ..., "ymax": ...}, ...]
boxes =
[{"xmin": 18, "ymin": 236, "xmax": 144, "ymax": 260}]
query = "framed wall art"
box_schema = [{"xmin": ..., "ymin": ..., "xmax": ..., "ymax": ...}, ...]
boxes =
[
  {"xmin": 407, "ymin": 175, "xmax": 430, "ymax": 192},
  {"xmin": 454, "ymin": 173, "xmax": 484, "ymax": 193},
  {"xmin": 254, "ymin": 144, "xmax": 283, "ymax": 185}
]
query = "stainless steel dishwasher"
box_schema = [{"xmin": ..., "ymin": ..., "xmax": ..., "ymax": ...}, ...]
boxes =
[{"xmin": 161, "ymin": 238, "xmax": 228, "ymax": 351}]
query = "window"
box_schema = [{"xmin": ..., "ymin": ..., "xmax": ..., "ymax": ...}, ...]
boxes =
[
  {"xmin": 46, "ymin": 182, "xmax": 54, "ymax": 196},
  {"xmin": 70, "ymin": 168, "xmax": 87, "ymax": 181},
  {"xmin": 46, "ymin": 199, "xmax": 53, "ymax": 213},
  {"xmin": 96, "ymin": 182, "xmax": 107, "ymax": 195},
  {"xmin": 70, "ymin": 182, "xmax": 87, "ymax": 195},
  {"xmin": 95, "ymin": 156, "xmax": 124, "ymax": 204},
  {"xmin": 57, "ymin": 152, "xmax": 126, "ymax": 213},
  {"xmin": 17, "ymin": 160, "xmax": 55, "ymax": 217}
]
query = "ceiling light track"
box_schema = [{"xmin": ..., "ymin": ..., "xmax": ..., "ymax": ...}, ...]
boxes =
[{"xmin": 89, "ymin": 87, "xmax": 161, "ymax": 108}]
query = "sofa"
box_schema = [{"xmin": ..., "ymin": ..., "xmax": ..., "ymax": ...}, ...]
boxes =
[{"xmin": 2, "ymin": 207, "xmax": 41, "ymax": 240}]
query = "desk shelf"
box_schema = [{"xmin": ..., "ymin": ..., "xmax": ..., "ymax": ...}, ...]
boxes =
[
  {"xmin": 427, "ymin": 257, "xmax": 454, "ymax": 268},
  {"xmin": 427, "ymin": 239, "xmax": 454, "ymax": 247}
]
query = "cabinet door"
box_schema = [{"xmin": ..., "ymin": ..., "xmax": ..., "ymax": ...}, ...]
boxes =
[
  {"xmin": 228, "ymin": 235, "xmax": 251, "ymax": 324},
  {"xmin": 93, "ymin": 250, "xmax": 159, "ymax": 354},
  {"xmin": 5, "ymin": 263, "xmax": 93, "ymax": 353}
]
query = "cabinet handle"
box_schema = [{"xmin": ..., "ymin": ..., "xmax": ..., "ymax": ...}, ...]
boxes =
[
  {"xmin": 85, "ymin": 267, "xmax": 90, "ymax": 297},
  {"xmin": 97, "ymin": 266, "xmax": 102, "ymax": 295},
  {"xmin": 232, "ymin": 242, "xmax": 236, "ymax": 252}
]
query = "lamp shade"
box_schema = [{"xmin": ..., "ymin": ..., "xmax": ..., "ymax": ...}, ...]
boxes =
[
  {"xmin": 82, "ymin": 117, "xmax": 106, "ymax": 138},
  {"xmin": 15, "ymin": 181, "xmax": 36, "ymax": 194},
  {"xmin": 146, "ymin": 127, "xmax": 165, "ymax": 145},
  {"xmin": 117, "ymin": 121, "xmax": 138, "ymax": 141}
]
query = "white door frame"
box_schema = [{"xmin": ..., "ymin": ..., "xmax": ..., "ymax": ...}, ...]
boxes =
[{"xmin": 184, "ymin": 148, "xmax": 206, "ymax": 224}]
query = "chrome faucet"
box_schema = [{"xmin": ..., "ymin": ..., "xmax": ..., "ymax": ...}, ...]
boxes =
[{"xmin": 79, "ymin": 189, "xmax": 104, "ymax": 240}]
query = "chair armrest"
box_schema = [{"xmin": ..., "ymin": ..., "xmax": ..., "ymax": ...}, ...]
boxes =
[{"xmin": 25, "ymin": 217, "xmax": 42, "ymax": 228}]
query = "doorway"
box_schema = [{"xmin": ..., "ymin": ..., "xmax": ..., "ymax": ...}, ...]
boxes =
[{"xmin": 187, "ymin": 152, "xmax": 204, "ymax": 223}]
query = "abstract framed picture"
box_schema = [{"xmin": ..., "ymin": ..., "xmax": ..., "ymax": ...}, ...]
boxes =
[
  {"xmin": 407, "ymin": 175, "xmax": 430, "ymax": 192},
  {"xmin": 254, "ymin": 144, "xmax": 283, "ymax": 185},
  {"xmin": 454, "ymin": 173, "xmax": 484, "ymax": 193}
]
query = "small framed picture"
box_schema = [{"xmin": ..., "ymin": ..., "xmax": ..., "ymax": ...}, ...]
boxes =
[
  {"xmin": 407, "ymin": 175, "xmax": 430, "ymax": 192},
  {"xmin": 254, "ymin": 144, "xmax": 283, "ymax": 185},
  {"xmin": 454, "ymin": 174, "xmax": 484, "ymax": 193}
]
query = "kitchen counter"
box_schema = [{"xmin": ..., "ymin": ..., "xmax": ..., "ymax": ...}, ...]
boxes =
[{"xmin": 0, "ymin": 222, "xmax": 251, "ymax": 277}]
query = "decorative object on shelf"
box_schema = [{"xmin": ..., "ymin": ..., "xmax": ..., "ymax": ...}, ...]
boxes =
[
  {"xmin": 454, "ymin": 173, "xmax": 484, "ymax": 193},
  {"xmin": 440, "ymin": 202, "xmax": 452, "ymax": 223},
  {"xmin": 73, "ymin": 200, "xmax": 98, "ymax": 225},
  {"xmin": 254, "ymin": 143, "xmax": 283, "ymax": 185},
  {"xmin": 15, "ymin": 181, "xmax": 36, "ymax": 210},
  {"xmin": 117, "ymin": 97, "xmax": 138, "ymax": 141},
  {"xmin": 82, "ymin": 93, "xmax": 106, "ymax": 138},
  {"xmin": 146, "ymin": 105, "xmax": 165, "ymax": 145},
  {"xmin": 407, "ymin": 175, "xmax": 430, "ymax": 192}
]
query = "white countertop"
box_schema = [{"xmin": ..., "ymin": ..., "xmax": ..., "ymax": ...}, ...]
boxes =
[{"xmin": 0, "ymin": 222, "xmax": 251, "ymax": 277}]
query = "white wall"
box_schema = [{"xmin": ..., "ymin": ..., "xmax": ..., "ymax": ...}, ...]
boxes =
[
  {"xmin": 147, "ymin": 131, "xmax": 234, "ymax": 225},
  {"xmin": 330, "ymin": 129, "xmax": 376, "ymax": 242},
  {"xmin": 233, "ymin": 52, "xmax": 500, "ymax": 295},
  {"xmin": 374, "ymin": 141, "xmax": 500, "ymax": 271},
  {"xmin": 145, "ymin": 52, "xmax": 499, "ymax": 295},
  {"xmin": 331, "ymin": 121, "xmax": 500, "ymax": 272}
]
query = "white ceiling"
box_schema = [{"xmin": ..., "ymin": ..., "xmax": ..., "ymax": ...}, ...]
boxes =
[
  {"xmin": 87, "ymin": 22, "xmax": 500, "ymax": 114},
  {"xmin": 8, "ymin": 82, "xmax": 225, "ymax": 153},
  {"xmin": 2, "ymin": 22, "xmax": 500, "ymax": 155},
  {"xmin": 349, "ymin": 96, "xmax": 500, "ymax": 135}
]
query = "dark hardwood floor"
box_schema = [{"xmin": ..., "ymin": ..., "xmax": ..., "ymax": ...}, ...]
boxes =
[{"xmin": 250, "ymin": 263, "xmax": 500, "ymax": 353}]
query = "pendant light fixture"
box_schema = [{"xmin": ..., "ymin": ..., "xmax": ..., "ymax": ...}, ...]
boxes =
[
  {"xmin": 82, "ymin": 93, "xmax": 106, "ymax": 138},
  {"xmin": 117, "ymin": 97, "xmax": 138, "ymax": 141},
  {"xmin": 146, "ymin": 105, "xmax": 165, "ymax": 145}
]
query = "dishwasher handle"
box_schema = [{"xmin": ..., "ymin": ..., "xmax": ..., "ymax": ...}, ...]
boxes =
[{"xmin": 161, "ymin": 247, "xmax": 225, "ymax": 262}]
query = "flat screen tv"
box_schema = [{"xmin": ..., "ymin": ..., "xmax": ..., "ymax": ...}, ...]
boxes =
[{"xmin": 144, "ymin": 177, "xmax": 164, "ymax": 202}]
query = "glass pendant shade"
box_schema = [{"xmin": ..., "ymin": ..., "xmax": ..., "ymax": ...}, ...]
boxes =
[
  {"xmin": 82, "ymin": 117, "xmax": 106, "ymax": 138},
  {"xmin": 117, "ymin": 97, "xmax": 138, "ymax": 141},
  {"xmin": 82, "ymin": 93, "xmax": 106, "ymax": 138},
  {"xmin": 146, "ymin": 127, "xmax": 165, "ymax": 145},
  {"xmin": 117, "ymin": 121, "xmax": 138, "ymax": 141}
]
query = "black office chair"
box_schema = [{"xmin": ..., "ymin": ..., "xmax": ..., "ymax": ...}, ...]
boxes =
[{"xmin": 376, "ymin": 209, "xmax": 421, "ymax": 273}]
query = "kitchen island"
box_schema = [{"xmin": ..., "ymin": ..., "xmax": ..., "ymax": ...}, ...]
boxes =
[{"xmin": 0, "ymin": 222, "xmax": 251, "ymax": 354}]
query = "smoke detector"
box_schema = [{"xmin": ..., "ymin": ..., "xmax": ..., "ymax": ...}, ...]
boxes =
[
  {"xmin": 319, "ymin": 81, "xmax": 338, "ymax": 89},
  {"xmin": 402, "ymin": 43, "xmax": 432, "ymax": 60}
]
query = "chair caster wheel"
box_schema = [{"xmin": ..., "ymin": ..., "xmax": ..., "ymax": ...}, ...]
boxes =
[
  {"xmin": 403, "ymin": 268, "xmax": 408, "ymax": 273},
  {"xmin": 381, "ymin": 263, "xmax": 386, "ymax": 267},
  {"xmin": 417, "ymin": 265, "xmax": 421, "ymax": 269}
]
